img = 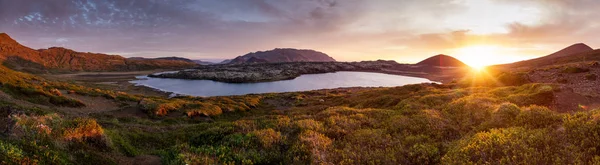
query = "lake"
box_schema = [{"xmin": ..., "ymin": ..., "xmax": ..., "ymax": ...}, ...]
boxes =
[{"xmin": 130, "ymin": 71, "xmax": 435, "ymax": 97}]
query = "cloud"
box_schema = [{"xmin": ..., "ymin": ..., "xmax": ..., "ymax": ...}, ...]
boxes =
[{"xmin": 0, "ymin": 0, "xmax": 599, "ymax": 62}]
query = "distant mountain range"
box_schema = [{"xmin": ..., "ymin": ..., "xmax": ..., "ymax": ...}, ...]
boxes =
[
  {"xmin": 0, "ymin": 33, "xmax": 198, "ymax": 73},
  {"xmin": 129, "ymin": 56, "xmax": 214, "ymax": 65},
  {"xmin": 5, "ymin": 32, "xmax": 596, "ymax": 74},
  {"xmin": 225, "ymin": 48, "xmax": 336, "ymax": 64}
]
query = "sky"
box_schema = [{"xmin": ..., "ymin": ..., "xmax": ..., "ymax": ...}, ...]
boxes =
[{"xmin": 1, "ymin": 0, "xmax": 599, "ymax": 66}]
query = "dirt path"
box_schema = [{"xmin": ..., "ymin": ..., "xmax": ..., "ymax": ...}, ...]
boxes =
[
  {"xmin": 45, "ymin": 70, "xmax": 168, "ymax": 82},
  {"xmin": 527, "ymin": 62, "xmax": 600, "ymax": 112},
  {"xmin": 58, "ymin": 90, "xmax": 122, "ymax": 116}
]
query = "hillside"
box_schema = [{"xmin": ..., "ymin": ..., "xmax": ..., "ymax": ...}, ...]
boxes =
[
  {"xmin": 227, "ymin": 48, "xmax": 336, "ymax": 64},
  {"xmin": 543, "ymin": 43, "xmax": 593, "ymax": 59},
  {"xmin": 496, "ymin": 43, "xmax": 596, "ymax": 69},
  {"xmin": 416, "ymin": 54, "xmax": 468, "ymax": 67},
  {"xmin": 0, "ymin": 33, "xmax": 198, "ymax": 73},
  {"xmin": 129, "ymin": 56, "xmax": 195, "ymax": 63},
  {"xmin": 192, "ymin": 60, "xmax": 214, "ymax": 65},
  {"xmin": 2, "ymin": 56, "xmax": 600, "ymax": 164}
]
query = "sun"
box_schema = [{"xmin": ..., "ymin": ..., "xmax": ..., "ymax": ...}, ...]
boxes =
[{"xmin": 455, "ymin": 45, "xmax": 501, "ymax": 70}]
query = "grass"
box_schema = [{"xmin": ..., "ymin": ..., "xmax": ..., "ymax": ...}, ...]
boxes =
[
  {"xmin": 562, "ymin": 66, "xmax": 590, "ymax": 73},
  {"xmin": 3, "ymin": 62, "xmax": 600, "ymax": 164}
]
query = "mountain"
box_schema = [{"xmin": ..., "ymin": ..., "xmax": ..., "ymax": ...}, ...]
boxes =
[
  {"xmin": 416, "ymin": 54, "xmax": 468, "ymax": 67},
  {"xmin": 220, "ymin": 59, "xmax": 232, "ymax": 64},
  {"xmin": 244, "ymin": 57, "xmax": 270, "ymax": 64},
  {"xmin": 544, "ymin": 43, "xmax": 593, "ymax": 59},
  {"xmin": 0, "ymin": 33, "xmax": 198, "ymax": 73},
  {"xmin": 497, "ymin": 43, "xmax": 596, "ymax": 68},
  {"xmin": 227, "ymin": 48, "xmax": 336, "ymax": 64},
  {"xmin": 129, "ymin": 56, "xmax": 202, "ymax": 63},
  {"xmin": 155, "ymin": 57, "xmax": 195, "ymax": 63},
  {"xmin": 192, "ymin": 60, "xmax": 215, "ymax": 65}
]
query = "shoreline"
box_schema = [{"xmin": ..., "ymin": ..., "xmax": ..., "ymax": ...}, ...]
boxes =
[
  {"xmin": 150, "ymin": 62, "xmax": 466, "ymax": 84},
  {"xmin": 41, "ymin": 70, "xmax": 174, "ymax": 98},
  {"xmin": 132, "ymin": 71, "xmax": 440, "ymax": 97},
  {"xmin": 42, "ymin": 68, "xmax": 456, "ymax": 98}
]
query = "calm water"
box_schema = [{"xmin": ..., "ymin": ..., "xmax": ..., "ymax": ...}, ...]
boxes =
[{"xmin": 130, "ymin": 71, "xmax": 434, "ymax": 97}]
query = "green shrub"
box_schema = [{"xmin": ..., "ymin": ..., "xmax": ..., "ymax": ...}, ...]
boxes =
[
  {"xmin": 331, "ymin": 129, "xmax": 397, "ymax": 164},
  {"xmin": 480, "ymin": 103, "xmax": 521, "ymax": 130},
  {"xmin": 190, "ymin": 125, "xmax": 235, "ymax": 146},
  {"xmin": 49, "ymin": 96, "xmax": 86, "ymax": 107},
  {"xmin": 497, "ymin": 72, "xmax": 531, "ymax": 86},
  {"xmin": 294, "ymin": 119, "xmax": 324, "ymax": 132},
  {"xmin": 516, "ymin": 106, "xmax": 562, "ymax": 129},
  {"xmin": 442, "ymin": 127, "xmax": 570, "ymax": 164},
  {"xmin": 251, "ymin": 128, "xmax": 282, "ymax": 148},
  {"xmin": 297, "ymin": 130, "xmax": 333, "ymax": 164},
  {"xmin": 106, "ymin": 131, "xmax": 140, "ymax": 157},
  {"xmin": 504, "ymin": 84, "xmax": 555, "ymax": 106},
  {"xmin": 442, "ymin": 95, "xmax": 498, "ymax": 135},
  {"xmin": 0, "ymin": 141, "xmax": 32, "ymax": 164},
  {"xmin": 562, "ymin": 66, "xmax": 590, "ymax": 73},
  {"xmin": 562, "ymin": 110, "xmax": 600, "ymax": 161}
]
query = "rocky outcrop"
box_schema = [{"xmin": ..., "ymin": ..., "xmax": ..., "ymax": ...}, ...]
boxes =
[
  {"xmin": 150, "ymin": 62, "xmax": 361, "ymax": 83},
  {"xmin": 149, "ymin": 58, "xmax": 469, "ymax": 83}
]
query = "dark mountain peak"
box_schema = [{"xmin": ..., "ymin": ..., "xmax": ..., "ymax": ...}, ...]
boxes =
[
  {"xmin": 155, "ymin": 57, "xmax": 194, "ymax": 62},
  {"xmin": 417, "ymin": 54, "xmax": 467, "ymax": 67},
  {"xmin": 0, "ymin": 33, "xmax": 17, "ymax": 44},
  {"xmin": 44, "ymin": 47, "xmax": 74, "ymax": 51},
  {"xmin": 546, "ymin": 43, "xmax": 593, "ymax": 58},
  {"xmin": 0, "ymin": 33, "xmax": 9, "ymax": 39},
  {"xmin": 228, "ymin": 48, "xmax": 336, "ymax": 64},
  {"xmin": 497, "ymin": 43, "xmax": 596, "ymax": 68},
  {"xmin": 245, "ymin": 57, "xmax": 270, "ymax": 63},
  {"xmin": 570, "ymin": 43, "xmax": 592, "ymax": 49}
]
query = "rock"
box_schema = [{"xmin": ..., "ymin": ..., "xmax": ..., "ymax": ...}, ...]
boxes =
[
  {"xmin": 151, "ymin": 61, "xmax": 409, "ymax": 83},
  {"xmin": 49, "ymin": 89, "xmax": 62, "ymax": 96},
  {"xmin": 68, "ymin": 90, "xmax": 76, "ymax": 94},
  {"xmin": 319, "ymin": 99, "xmax": 325, "ymax": 102}
]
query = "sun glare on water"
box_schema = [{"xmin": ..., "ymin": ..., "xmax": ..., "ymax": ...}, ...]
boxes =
[{"xmin": 455, "ymin": 45, "xmax": 502, "ymax": 70}]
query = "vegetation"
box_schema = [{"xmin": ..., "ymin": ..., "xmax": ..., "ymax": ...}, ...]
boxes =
[
  {"xmin": 2, "ymin": 59, "xmax": 600, "ymax": 164},
  {"xmin": 562, "ymin": 66, "xmax": 590, "ymax": 73}
]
